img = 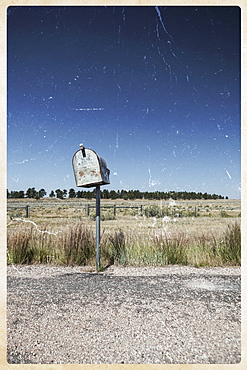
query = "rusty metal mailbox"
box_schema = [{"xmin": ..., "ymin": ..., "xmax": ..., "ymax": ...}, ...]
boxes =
[{"xmin": 72, "ymin": 144, "xmax": 110, "ymax": 188}]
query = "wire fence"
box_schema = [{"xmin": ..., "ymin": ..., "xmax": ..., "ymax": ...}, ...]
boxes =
[{"xmin": 7, "ymin": 199, "xmax": 241, "ymax": 219}]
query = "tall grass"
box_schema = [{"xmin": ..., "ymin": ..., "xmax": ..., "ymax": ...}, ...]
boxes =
[
  {"xmin": 7, "ymin": 221, "xmax": 241, "ymax": 267},
  {"xmin": 7, "ymin": 225, "xmax": 56, "ymax": 264},
  {"xmin": 60, "ymin": 223, "xmax": 95, "ymax": 265},
  {"xmin": 218, "ymin": 222, "xmax": 241, "ymax": 265},
  {"xmin": 108, "ymin": 229, "xmax": 127, "ymax": 265},
  {"xmin": 155, "ymin": 232, "xmax": 189, "ymax": 265}
]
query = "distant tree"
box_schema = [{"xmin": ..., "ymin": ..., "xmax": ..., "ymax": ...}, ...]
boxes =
[
  {"xmin": 127, "ymin": 191, "xmax": 135, "ymax": 200},
  {"xmin": 8, "ymin": 190, "xmax": 14, "ymax": 199},
  {"xmin": 120, "ymin": 190, "xmax": 128, "ymax": 199},
  {"xmin": 26, "ymin": 187, "xmax": 37, "ymax": 199},
  {"xmin": 8, "ymin": 190, "xmax": 25, "ymax": 198},
  {"xmin": 38, "ymin": 189, "xmax": 46, "ymax": 198},
  {"xmin": 109, "ymin": 190, "xmax": 118, "ymax": 200},
  {"xmin": 91, "ymin": 189, "xmax": 96, "ymax": 198},
  {"xmin": 69, "ymin": 188, "xmax": 76, "ymax": 198},
  {"xmin": 49, "ymin": 190, "xmax": 55, "ymax": 198},
  {"xmin": 55, "ymin": 189, "xmax": 63, "ymax": 199},
  {"xmin": 14, "ymin": 188, "xmax": 224, "ymax": 201},
  {"xmin": 101, "ymin": 189, "xmax": 109, "ymax": 199},
  {"xmin": 122, "ymin": 193, "xmax": 129, "ymax": 200},
  {"xmin": 18, "ymin": 190, "xmax": 25, "ymax": 198},
  {"xmin": 76, "ymin": 190, "xmax": 82, "ymax": 198}
]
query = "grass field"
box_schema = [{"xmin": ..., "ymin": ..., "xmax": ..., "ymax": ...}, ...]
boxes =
[{"xmin": 7, "ymin": 198, "xmax": 241, "ymax": 268}]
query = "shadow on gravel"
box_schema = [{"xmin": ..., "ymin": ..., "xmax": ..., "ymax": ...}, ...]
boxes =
[{"xmin": 7, "ymin": 273, "xmax": 241, "ymax": 306}]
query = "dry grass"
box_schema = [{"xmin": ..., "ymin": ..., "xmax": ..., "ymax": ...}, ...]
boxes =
[{"xmin": 7, "ymin": 199, "xmax": 241, "ymax": 268}]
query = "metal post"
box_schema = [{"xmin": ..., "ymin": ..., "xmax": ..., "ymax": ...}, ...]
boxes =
[{"xmin": 96, "ymin": 185, "xmax": 101, "ymax": 271}]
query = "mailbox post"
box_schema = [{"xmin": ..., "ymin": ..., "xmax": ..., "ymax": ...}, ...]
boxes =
[
  {"xmin": 72, "ymin": 144, "xmax": 110, "ymax": 271},
  {"xmin": 95, "ymin": 185, "xmax": 101, "ymax": 270}
]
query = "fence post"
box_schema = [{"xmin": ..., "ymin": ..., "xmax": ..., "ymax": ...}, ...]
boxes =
[
  {"xmin": 87, "ymin": 204, "xmax": 90, "ymax": 216},
  {"xmin": 26, "ymin": 205, "xmax": 29, "ymax": 218},
  {"xmin": 139, "ymin": 205, "xmax": 142, "ymax": 215},
  {"xmin": 113, "ymin": 204, "xmax": 116, "ymax": 216}
]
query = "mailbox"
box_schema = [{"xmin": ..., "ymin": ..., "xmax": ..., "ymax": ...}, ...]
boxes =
[{"xmin": 72, "ymin": 144, "xmax": 110, "ymax": 188}]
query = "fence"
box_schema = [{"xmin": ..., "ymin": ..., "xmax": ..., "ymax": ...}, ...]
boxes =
[
  {"xmin": 85, "ymin": 204, "xmax": 143, "ymax": 216},
  {"xmin": 7, "ymin": 205, "xmax": 29, "ymax": 218},
  {"xmin": 84, "ymin": 204, "xmax": 199, "ymax": 217},
  {"xmin": 7, "ymin": 202, "xmax": 238, "ymax": 219},
  {"xmin": 6, "ymin": 204, "xmax": 200, "ymax": 218}
]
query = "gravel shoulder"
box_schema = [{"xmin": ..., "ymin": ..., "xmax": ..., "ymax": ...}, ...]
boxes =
[{"xmin": 7, "ymin": 265, "xmax": 241, "ymax": 364}]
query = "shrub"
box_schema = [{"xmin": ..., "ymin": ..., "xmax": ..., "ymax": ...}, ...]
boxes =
[
  {"xmin": 90, "ymin": 211, "xmax": 116, "ymax": 221},
  {"xmin": 144, "ymin": 205, "xmax": 164, "ymax": 218}
]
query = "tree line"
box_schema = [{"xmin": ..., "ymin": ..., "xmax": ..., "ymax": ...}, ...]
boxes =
[{"xmin": 7, "ymin": 188, "xmax": 227, "ymax": 200}]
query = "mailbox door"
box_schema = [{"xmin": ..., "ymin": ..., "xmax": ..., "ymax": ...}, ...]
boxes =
[{"xmin": 99, "ymin": 157, "xmax": 110, "ymax": 185}]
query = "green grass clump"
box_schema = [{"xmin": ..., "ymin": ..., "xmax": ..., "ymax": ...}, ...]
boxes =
[{"xmin": 151, "ymin": 232, "xmax": 188, "ymax": 265}]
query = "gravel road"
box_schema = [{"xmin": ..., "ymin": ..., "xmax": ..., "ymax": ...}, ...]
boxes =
[{"xmin": 7, "ymin": 265, "xmax": 241, "ymax": 364}]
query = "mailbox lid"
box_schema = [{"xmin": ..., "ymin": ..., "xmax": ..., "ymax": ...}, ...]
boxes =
[{"xmin": 72, "ymin": 148, "xmax": 110, "ymax": 188}]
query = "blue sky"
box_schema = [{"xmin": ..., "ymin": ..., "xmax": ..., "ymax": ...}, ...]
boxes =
[{"xmin": 7, "ymin": 6, "xmax": 241, "ymax": 198}]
